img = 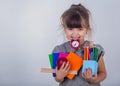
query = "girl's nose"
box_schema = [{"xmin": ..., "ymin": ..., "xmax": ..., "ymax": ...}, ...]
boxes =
[{"xmin": 72, "ymin": 29, "xmax": 79, "ymax": 37}]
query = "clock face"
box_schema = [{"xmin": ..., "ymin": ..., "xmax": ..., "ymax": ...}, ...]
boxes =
[
  {"xmin": 70, "ymin": 40, "xmax": 80, "ymax": 50},
  {"xmin": 72, "ymin": 40, "xmax": 79, "ymax": 48}
]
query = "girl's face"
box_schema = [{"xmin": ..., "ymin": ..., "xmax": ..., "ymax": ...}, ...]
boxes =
[{"xmin": 64, "ymin": 27, "xmax": 87, "ymax": 44}]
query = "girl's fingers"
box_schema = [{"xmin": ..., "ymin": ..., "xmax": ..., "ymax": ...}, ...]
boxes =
[
  {"xmin": 82, "ymin": 72, "xmax": 85, "ymax": 78},
  {"xmin": 59, "ymin": 61, "xmax": 70, "ymax": 73},
  {"xmin": 83, "ymin": 68, "xmax": 87, "ymax": 76},
  {"xmin": 64, "ymin": 62, "xmax": 70, "ymax": 70},
  {"xmin": 87, "ymin": 68, "xmax": 92, "ymax": 76},
  {"xmin": 82, "ymin": 68, "xmax": 92, "ymax": 78},
  {"xmin": 92, "ymin": 72, "xmax": 97, "ymax": 80},
  {"xmin": 64, "ymin": 62, "xmax": 70, "ymax": 72},
  {"xmin": 59, "ymin": 62, "xmax": 66, "ymax": 70},
  {"xmin": 82, "ymin": 68, "xmax": 98, "ymax": 82},
  {"xmin": 94, "ymin": 72, "xmax": 97, "ymax": 77}
]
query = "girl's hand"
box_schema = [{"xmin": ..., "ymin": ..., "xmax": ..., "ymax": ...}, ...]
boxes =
[
  {"xmin": 82, "ymin": 68, "xmax": 98, "ymax": 83},
  {"xmin": 55, "ymin": 61, "xmax": 70, "ymax": 82}
]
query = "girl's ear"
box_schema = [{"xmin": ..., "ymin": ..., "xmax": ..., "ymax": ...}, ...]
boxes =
[{"xmin": 84, "ymin": 29, "xmax": 89, "ymax": 41}]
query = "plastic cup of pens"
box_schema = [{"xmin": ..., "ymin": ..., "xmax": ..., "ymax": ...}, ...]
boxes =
[
  {"xmin": 82, "ymin": 46, "xmax": 99, "ymax": 75},
  {"xmin": 82, "ymin": 60, "xmax": 98, "ymax": 75}
]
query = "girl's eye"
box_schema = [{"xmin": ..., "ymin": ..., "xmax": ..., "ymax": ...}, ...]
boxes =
[
  {"xmin": 79, "ymin": 28, "xmax": 83, "ymax": 30},
  {"xmin": 77, "ymin": 28, "xmax": 83, "ymax": 30}
]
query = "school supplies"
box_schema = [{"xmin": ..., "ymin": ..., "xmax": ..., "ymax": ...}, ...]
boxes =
[
  {"xmin": 41, "ymin": 68, "xmax": 77, "ymax": 74},
  {"xmin": 41, "ymin": 52, "xmax": 83, "ymax": 80},
  {"xmin": 41, "ymin": 41, "xmax": 101, "ymax": 79},
  {"xmin": 82, "ymin": 60, "xmax": 98, "ymax": 75},
  {"xmin": 66, "ymin": 52, "xmax": 83, "ymax": 79},
  {"xmin": 82, "ymin": 45, "xmax": 100, "ymax": 75},
  {"xmin": 49, "ymin": 52, "xmax": 69, "ymax": 77}
]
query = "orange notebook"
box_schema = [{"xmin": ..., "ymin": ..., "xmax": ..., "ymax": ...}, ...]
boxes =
[{"xmin": 66, "ymin": 52, "xmax": 83, "ymax": 79}]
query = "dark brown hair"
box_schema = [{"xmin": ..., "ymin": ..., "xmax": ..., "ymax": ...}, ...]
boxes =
[{"xmin": 61, "ymin": 3, "xmax": 92, "ymax": 34}]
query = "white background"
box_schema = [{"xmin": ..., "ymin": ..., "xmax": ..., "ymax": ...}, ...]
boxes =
[{"xmin": 0, "ymin": 0, "xmax": 120, "ymax": 86}]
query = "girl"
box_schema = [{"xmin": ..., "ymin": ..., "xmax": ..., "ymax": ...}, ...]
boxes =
[{"xmin": 52, "ymin": 3, "xmax": 107, "ymax": 86}]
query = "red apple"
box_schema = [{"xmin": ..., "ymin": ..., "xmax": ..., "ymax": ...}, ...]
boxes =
[{"xmin": 57, "ymin": 57, "xmax": 68, "ymax": 70}]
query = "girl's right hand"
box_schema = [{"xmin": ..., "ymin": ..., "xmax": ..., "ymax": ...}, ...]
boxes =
[{"xmin": 55, "ymin": 61, "xmax": 70, "ymax": 82}]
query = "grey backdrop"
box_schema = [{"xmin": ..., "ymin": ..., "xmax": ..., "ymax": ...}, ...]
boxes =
[{"xmin": 0, "ymin": 0, "xmax": 120, "ymax": 86}]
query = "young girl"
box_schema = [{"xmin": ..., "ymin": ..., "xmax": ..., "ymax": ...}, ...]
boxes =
[{"xmin": 52, "ymin": 3, "xmax": 107, "ymax": 86}]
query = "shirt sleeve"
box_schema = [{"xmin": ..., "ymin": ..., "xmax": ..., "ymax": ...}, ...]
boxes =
[
  {"xmin": 52, "ymin": 43, "xmax": 67, "ymax": 53},
  {"xmin": 52, "ymin": 46, "xmax": 60, "ymax": 53}
]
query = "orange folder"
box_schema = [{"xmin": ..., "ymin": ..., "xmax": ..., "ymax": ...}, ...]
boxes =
[{"xmin": 66, "ymin": 52, "xmax": 83, "ymax": 79}]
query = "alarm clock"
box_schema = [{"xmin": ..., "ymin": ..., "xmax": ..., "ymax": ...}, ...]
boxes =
[{"xmin": 70, "ymin": 39, "xmax": 80, "ymax": 50}]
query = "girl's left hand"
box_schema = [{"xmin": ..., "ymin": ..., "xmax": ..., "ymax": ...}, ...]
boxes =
[{"xmin": 82, "ymin": 68, "xmax": 97, "ymax": 82}]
